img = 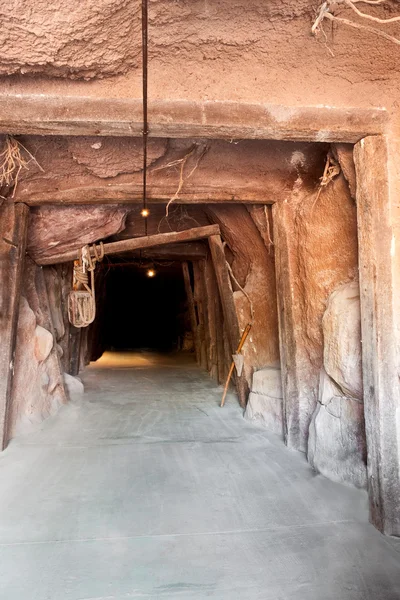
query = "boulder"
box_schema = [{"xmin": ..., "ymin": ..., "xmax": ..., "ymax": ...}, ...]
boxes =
[
  {"xmin": 34, "ymin": 325, "xmax": 53, "ymax": 362},
  {"xmin": 64, "ymin": 373, "xmax": 84, "ymax": 401},
  {"xmin": 244, "ymin": 366, "xmax": 283, "ymax": 435},
  {"xmin": 322, "ymin": 280, "xmax": 362, "ymax": 399},
  {"xmin": 308, "ymin": 369, "xmax": 367, "ymax": 488},
  {"xmin": 10, "ymin": 297, "xmax": 65, "ymax": 437}
]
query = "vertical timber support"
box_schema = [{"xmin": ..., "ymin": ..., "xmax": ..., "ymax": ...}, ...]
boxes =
[
  {"xmin": 272, "ymin": 202, "xmax": 313, "ymax": 452},
  {"xmin": 208, "ymin": 234, "xmax": 248, "ymax": 406},
  {"xmin": 182, "ymin": 262, "xmax": 201, "ymax": 364},
  {"xmin": 203, "ymin": 256, "xmax": 219, "ymax": 381},
  {"xmin": 354, "ymin": 135, "xmax": 400, "ymax": 536},
  {"xmin": 69, "ymin": 326, "xmax": 82, "ymax": 376},
  {"xmin": 0, "ymin": 202, "xmax": 29, "ymax": 449},
  {"xmin": 193, "ymin": 261, "xmax": 208, "ymax": 370}
]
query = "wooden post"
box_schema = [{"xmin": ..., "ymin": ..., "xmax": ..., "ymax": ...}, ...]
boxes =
[
  {"xmin": 354, "ymin": 135, "xmax": 400, "ymax": 536},
  {"xmin": 208, "ymin": 234, "xmax": 248, "ymax": 406},
  {"xmin": 182, "ymin": 262, "xmax": 201, "ymax": 364},
  {"xmin": 193, "ymin": 261, "xmax": 208, "ymax": 370},
  {"xmin": 0, "ymin": 202, "xmax": 29, "ymax": 449},
  {"xmin": 272, "ymin": 202, "xmax": 313, "ymax": 452},
  {"xmin": 69, "ymin": 326, "xmax": 82, "ymax": 376},
  {"xmin": 203, "ymin": 257, "xmax": 219, "ymax": 381}
]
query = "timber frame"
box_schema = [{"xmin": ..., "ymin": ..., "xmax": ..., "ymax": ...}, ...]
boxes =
[{"xmin": 0, "ymin": 94, "xmax": 398, "ymax": 536}]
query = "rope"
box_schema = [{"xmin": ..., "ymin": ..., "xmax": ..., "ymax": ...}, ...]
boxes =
[{"xmin": 68, "ymin": 242, "xmax": 104, "ymax": 328}]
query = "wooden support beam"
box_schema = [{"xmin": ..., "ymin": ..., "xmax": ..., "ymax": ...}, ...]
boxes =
[
  {"xmin": 0, "ymin": 95, "xmax": 387, "ymax": 142},
  {"xmin": 127, "ymin": 243, "xmax": 208, "ymax": 261},
  {"xmin": 0, "ymin": 202, "xmax": 29, "ymax": 449},
  {"xmin": 69, "ymin": 326, "xmax": 82, "ymax": 376},
  {"xmin": 36, "ymin": 225, "xmax": 220, "ymax": 266},
  {"xmin": 203, "ymin": 257, "xmax": 219, "ymax": 382},
  {"xmin": 354, "ymin": 135, "xmax": 400, "ymax": 536},
  {"xmin": 182, "ymin": 262, "xmax": 201, "ymax": 364},
  {"xmin": 193, "ymin": 261, "xmax": 208, "ymax": 371},
  {"xmin": 272, "ymin": 201, "xmax": 312, "ymax": 452},
  {"xmin": 208, "ymin": 234, "xmax": 249, "ymax": 406}
]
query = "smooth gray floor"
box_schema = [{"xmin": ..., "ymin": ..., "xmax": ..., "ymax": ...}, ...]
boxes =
[{"xmin": 1, "ymin": 351, "xmax": 400, "ymax": 600}]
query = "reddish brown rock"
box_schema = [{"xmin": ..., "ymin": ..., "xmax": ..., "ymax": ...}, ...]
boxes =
[
  {"xmin": 0, "ymin": 0, "xmax": 141, "ymax": 79},
  {"xmin": 273, "ymin": 171, "xmax": 359, "ymax": 452},
  {"xmin": 206, "ymin": 204, "xmax": 280, "ymax": 388},
  {"xmin": 34, "ymin": 325, "xmax": 53, "ymax": 362},
  {"xmin": 27, "ymin": 206, "xmax": 128, "ymax": 263}
]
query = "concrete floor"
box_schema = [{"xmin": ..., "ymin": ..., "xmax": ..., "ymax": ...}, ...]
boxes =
[{"xmin": 1, "ymin": 351, "xmax": 400, "ymax": 600}]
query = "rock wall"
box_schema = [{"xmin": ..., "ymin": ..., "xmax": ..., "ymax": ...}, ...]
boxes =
[
  {"xmin": 0, "ymin": 0, "xmax": 141, "ymax": 79},
  {"xmin": 27, "ymin": 206, "xmax": 128, "ymax": 264},
  {"xmin": 245, "ymin": 366, "xmax": 283, "ymax": 435},
  {"xmin": 273, "ymin": 167, "xmax": 359, "ymax": 451},
  {"xmin": 207, "ymin": 204, "xmax": 280, "ymax": 388},
  {"xmin": 9, "ymin": 261, "xmax": 68, "ymax": 437},
  {"xmin": 308, "ymin": 281, "xmax": 367, "ymax": 487}
]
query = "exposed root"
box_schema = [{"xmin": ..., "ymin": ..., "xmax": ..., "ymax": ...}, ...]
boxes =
[
  {"xmin": 153, "ymin": 144, "xmax": 209, "ymax": 218},
  {"xmin": 312, "ymin": 0, "xmax": 400, "ymax": 46},
  {"xmin": 0, "ymin": 135, "xmax": 43, "ymax": 198},
  {"xmin": 312, "ymin": 151, "xmax": 341, "ymax": 212},
  {"xmin": 223, "ymin": 241, "xmax": 255, "ymax": 324},
  {"xmin": 264, "ymin": 206, "xmax": 274, "ymax": 254}
]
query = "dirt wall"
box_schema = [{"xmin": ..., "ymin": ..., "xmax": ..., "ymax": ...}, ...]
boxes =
[{"xmin": 1, "ymin": 1, "xmax": 400, "ymax": 134}]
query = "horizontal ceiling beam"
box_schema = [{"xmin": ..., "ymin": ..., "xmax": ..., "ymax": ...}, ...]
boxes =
[
  {"xmin": 116, "ymin": 242, "xmax": 208, "ymax": 261},
  {"xmin": 0, "ymin": 95, "xmax": 387, "ymax": 143},
  {"xmin": 36, "ymin": 224, "xmax": 220, "ymax": 265},
  {"xmin": 17, "ymin": 187, "xmax": 274, "ymax": 206}
]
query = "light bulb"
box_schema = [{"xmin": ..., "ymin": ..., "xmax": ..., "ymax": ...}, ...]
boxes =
[
  {"xmin": 141, "ymin": 208, "xmax": 150, "ymax": 218},
  {"xmin": 147, "ymin": 268, "xmax": 155, "ymax": 278}
]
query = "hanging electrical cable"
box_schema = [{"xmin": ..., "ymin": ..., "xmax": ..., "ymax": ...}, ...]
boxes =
[{"xmin": 141, "ymin": 0, "xmax": 149, "ymax": 233}]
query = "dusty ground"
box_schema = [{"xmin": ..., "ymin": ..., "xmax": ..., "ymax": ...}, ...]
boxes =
[{"xmin": 0, "ymin": 351, "xmax": 399, "ymax": 599}]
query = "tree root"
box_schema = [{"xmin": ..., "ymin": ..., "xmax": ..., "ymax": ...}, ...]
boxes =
[{"xmin": 312, "ymin": 0, "xmax": 400, "ymax": 46}]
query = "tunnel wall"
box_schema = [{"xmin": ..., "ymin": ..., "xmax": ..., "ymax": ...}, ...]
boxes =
[{"xmin": 9, "ymin": 262, "xmax": 67, "ymax": 438}]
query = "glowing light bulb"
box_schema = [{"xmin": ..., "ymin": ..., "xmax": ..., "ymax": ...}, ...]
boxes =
[
  {"xmin": 147, "ymin": 268, "xmax": 156, "ymax": 278},
  {"xmin": 141, "ymin": 208, "xmax": 150, "ymax": 218}
]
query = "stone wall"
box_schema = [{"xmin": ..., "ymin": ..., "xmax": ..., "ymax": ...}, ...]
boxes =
[
  {"xmin": 206, "ymin": 204, "xmax": 280, "ymax": 388},
  {"xmin": 308, "ymin": 281, "xmax": 367, "ymax": 488},
  {"xmin": 9, "ymin": 263, "xmax": 67, "ymax": 438}
]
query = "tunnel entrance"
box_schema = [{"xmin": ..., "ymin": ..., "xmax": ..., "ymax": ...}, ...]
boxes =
[
  {"xmin": 3, "ymin": 134, "xmax": 376, "ymax": 529},
  {"xmin": 101, "ymin": 262, "xmax": 189, "ymax": 353}
]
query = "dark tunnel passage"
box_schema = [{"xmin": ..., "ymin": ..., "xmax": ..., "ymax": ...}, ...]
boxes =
[{"xmin": 100, "ymin": 262, "xmax": 190, "ymax": 353}]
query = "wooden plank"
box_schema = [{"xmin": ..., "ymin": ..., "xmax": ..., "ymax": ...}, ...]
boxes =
[
  {"xmin": 193, "ymin": 261, "xmax": 208, "ymax": 371},
  {"xmin": 69, "ymin": 326, "xmax": 82, "ymax": 376},
  {"xmin": 0, "ymin": 95, "xmax": 387, "ymax": 142},
  {"xmin": 354, "ymin": 135, "xmax": 400, "ymax": 536},
  {"xmin": 208, "ymin": 234, "xmax": 249, "ymax": 406},
  {"xmin": 127, "ymin": 243, "xmax": 208, "ymax": 261},
  {"xmin": 182, "ymin": 262, "xmax": 201, "ymax": 364},
  {"xmin": 203, "ymin": 257, "xmax": 219, "ymax": 382},
  {"xmin": 36, "ymin": 224, "xmax": 220, "ymax": 266},
  {"xmin": 272, "ymin": 201, "xmax": 309, "ymax": 452},
  {"xmin": 0, "ymin": 202, "xmax": 29, "ymax": 449}
]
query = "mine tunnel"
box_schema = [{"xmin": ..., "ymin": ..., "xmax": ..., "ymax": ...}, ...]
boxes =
[
  {"xmin": 1, "ymin": 131, "xmax": 400, "ymax": 596},
  {"xmin": 101, "ymin": 262, "xmax": 188, "ymax": 354},
  {"xmin": 2, "ymin": 0, "xmax": 400, "ymax": 596}
]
